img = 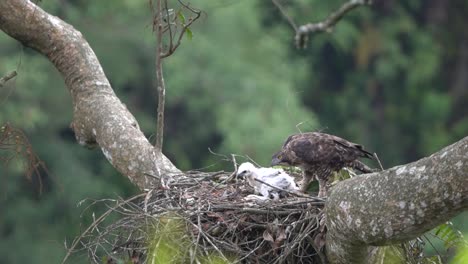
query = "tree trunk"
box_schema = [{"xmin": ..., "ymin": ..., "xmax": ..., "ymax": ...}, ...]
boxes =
[{"xmin": 0, "ymin": 0, "xmax": 180, "ymax": 190}]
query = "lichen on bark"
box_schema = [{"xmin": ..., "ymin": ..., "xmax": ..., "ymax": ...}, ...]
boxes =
[
  {"xmin": 326, "ymin": 136, "xmax": 468, "ymax": 263},
  {"xmin": 0, "ymin": 0, "xmax": 180, "ymax": 190}
]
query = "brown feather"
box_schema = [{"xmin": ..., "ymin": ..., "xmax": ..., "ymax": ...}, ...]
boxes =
[{"xmin": 271, "ymin": 132, "xmax": 375, "ymax": 197}]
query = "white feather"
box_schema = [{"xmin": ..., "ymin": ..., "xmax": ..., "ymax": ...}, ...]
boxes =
[{"xmin": 237, "ymin": 162, "xmax": 299, "ymax": 200}]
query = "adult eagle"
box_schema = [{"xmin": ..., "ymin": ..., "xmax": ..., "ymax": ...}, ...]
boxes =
[{"xmin": 271, "ymin": 132, "xmax": 375, "ymax": 197}]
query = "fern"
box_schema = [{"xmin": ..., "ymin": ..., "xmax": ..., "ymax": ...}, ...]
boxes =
[{"xmin": 433, "ymin": 222, "xmax": 468, "ymax": 250}]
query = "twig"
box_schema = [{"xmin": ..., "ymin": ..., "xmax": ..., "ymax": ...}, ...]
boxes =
[
  {"xmin": 222, "ymin": 154, "xmax": 239, "ymax": 183},
  {"xmin": 61, "ymin": 194, "xmax": 145, "ymax": 264},
  {"xmin": 231, "ymin": 154, "xmax": 238, "ymax": 172},
  {"xmin": 193, "ymin": 210, "xmax": 230, "ymax": 261},
  {"xmin": 0, "ymin": 70, "xmax": 17, "ymax": 88},
  {"xmin": 423, "ymin": 234, "xmax": 443, "ymax": 260},
  {"xmin": 271, "ymin": 0, "xmax": 297, "ymax": 31},
  {"xmin": 373, "ymin": 152, "xmax": 384, "ymax": 171},
  {"xmin": 295, "ymin": 0, "xmax": 372, "ymax": 48},
  {"xmin": 77, "ymin": 171, "xmax": 325, "ymax": 263},
  {"xmin": 144, "ymin": 189, "xmax": 154, "ymax": 213},
  {"xmin": 161, "ymin": 0, "xmax": 201, "ymax": 58},
  {"xmin": 207, "ymin": 147, "xmax": 229, "ymax": 161},
  {"xmin": 212, "ymin": 206, "xmax": 294, "ymax": 215}
]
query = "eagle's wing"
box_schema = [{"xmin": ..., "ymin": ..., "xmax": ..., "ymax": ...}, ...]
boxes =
[
  {"xmin": 257, "ymin": 183, "xmax": 272, "ymax": 198},
  {"xmin": 255, "ymin": 168, "xmax": 298, "ymax": 193},
  {"xmin": 268, "ymin": 174, "xmax": 298, "ymax": 191},
  {"xmin": 286, "ymin": 132, "xmax": 373, "ymax": 165},
  {"xmin": 285, "ymin": 133, "xmax": 334, "ymax": 164},
  {"xmin": 331, "ymin": 136, "xmax": 374, "ymax": 160},
  {"xmin": 282, "ymin": 134, "xmax": 298, "ymax": 148},
  {"xmin": 257, "ymin": 167, "xmax": 282, "ymax": 178}
]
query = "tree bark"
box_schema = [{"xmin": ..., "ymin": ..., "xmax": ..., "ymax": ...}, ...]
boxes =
[
  {"xmin": 326, "ymin": 136, "xmax": 468, "ymax": 263},
  {"xmin": 0, "ymin": 0, "xmax": 180, "ymax": 190}
]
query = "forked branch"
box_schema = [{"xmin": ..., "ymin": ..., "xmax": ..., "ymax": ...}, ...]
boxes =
[
  {"xmin": 272, "ymin": 0, "xmax": 372, "ymax": 48},
  {"xmin": 152, "ymin": 0, "xmax": 201, "ymax": 150}
]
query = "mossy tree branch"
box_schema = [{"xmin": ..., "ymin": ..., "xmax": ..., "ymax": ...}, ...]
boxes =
[
  {"xmin": 0, "ymin": 0, "xmax": 181, "ymax": 190},
  {"xmin": 326, "ymin": 136, "xmax": 468, "ymax": 263}
]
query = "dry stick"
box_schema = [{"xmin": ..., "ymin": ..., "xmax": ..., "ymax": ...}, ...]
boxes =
[
  {"xmin": 253, "ymin": 178, "xmax": 325, "ymax": 201},
  {"xmin": 271, "ymin": 0, "xmax": 297, "ymax": 31},
  {"xmin": 231, "ymin": 154, "xmax": 238, "ymax": 173},
  {"xmin": 373, "ymin": 152, "xmax": 384, "ymax": 171},
  {"xmin": 297, "ymin": 0, "xmax": 372, "ymax": 34},
  {"xmin": 163, "ymin": 0, "xmax": 173, "ymax": 51},
  {"xmin": 144, "ymin": 189, "xmax": 154, "ymax": 213},
  {"xmin": 193, "ymin": 211, "xmax": 230, "ymax": 261},
  {"xmin": 190, "ymin": 203, "xmax": 203, "ymax": 264},
  {"xmin": 223, "ymin": 154, "xmax": 238, "ymax": 183},
  {"xmin": 295, "ymin": 0, "xmax": 372, "ymax": 48},
  {"xmin": 0, "ymin": 70, "xmax": 17, "ymax": 87},
  {"xmin": 61, "ymin": 194, "xmax": 145, "ymax": 264}
]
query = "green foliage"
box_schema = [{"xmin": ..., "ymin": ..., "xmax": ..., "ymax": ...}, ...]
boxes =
[
  {"xmin": 452, "ymin": 243, "xmax": 468, "ymax": 264},
  {"xmin": 373, "ymin": 245, "xmax": 407, "ymax": 264},
  {"xmin": 145, "ymin": 214, "xmax": 235, "ymax": 264},
  {"xmin": 199, "ymin": 253, "xmax": 236, "ymax": 264},
  {"xmin": 147, "ymin": 216, "xmax": 190, "ymax": 264},
  {"xmin": 163, "ymin": 0, "xmax": 317, "ymax": 168},
  {"xmin": 433, "ymin": 222, "xmax": 468, "ymax": 252},
  {"xmin": 184, "ymin": 27, "xmax": 193, "ymax": 41},
  {"xmin": 262, "ymin": 0, "xmax": 466, "ymax": 167}
]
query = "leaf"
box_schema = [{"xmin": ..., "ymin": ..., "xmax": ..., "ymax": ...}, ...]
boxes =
[
  {"xmin": 185, "ymin": 27, "xmax": 193, "ymax": 40},
  {"xmin": 452, "ymin": 245, "xmax": 468, "ymax": 264},
  {"xmin": 276, "ymin": 228, "xmax": 287, "ymax": 243},
  {"xmin": 262, "ymin": 230, "xmax": 274, "ymax": 242},
  {"xmin": 177, "ymin": 11, "xmax": 185, "ymax": 24},
  {"xmin": 422, "ymin": 255, "xmax": 443, "ymax": 264},
  {"xmin": 433, "ymin": 222, "xmax": 468, "ymax": 250}
]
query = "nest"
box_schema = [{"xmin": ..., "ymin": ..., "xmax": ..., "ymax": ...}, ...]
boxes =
[{"xmin": 67, "ymin": 170, "xmax": 327, "ymax": 264}]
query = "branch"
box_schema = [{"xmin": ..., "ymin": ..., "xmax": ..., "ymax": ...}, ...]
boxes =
[
  {"xmin": 294, "ymin": 0, "xmax": 372, "ymax": 48},
  {"xmin": 271, "ymin": 0, "xmax": 297, "ymax": 31},
  {"xmin": 153, "ymin": 0, "xmax": 201, "ymax": 150},
  {"xmin": 160, "ymin": 0, "xmax": 201, "ymax": 59},
  {"xmin": 326, "ymin": 136, "xmax": 468, "ymax": 263},
  {"xmin": 0, "ymin": 70, "xmax": 17, "ymax": 87},
  {"xmin": 0, "ymin": 0, "xmax": 181, "ymax": 190},
  {"xmin": 154, "ymin": 0, "xmax": 166, "ymax": 151}
]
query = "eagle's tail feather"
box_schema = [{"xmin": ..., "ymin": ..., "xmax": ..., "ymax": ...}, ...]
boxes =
[
  {"xmin": 355, "ymin": 145, "xmax": 375, "ymax": 160},
  {"xmin": 350, "ymin": 160, "xmax": 378, "ymax": 173},
  {"xmin": 333, "ymin": 139, "xmax": 375, "ymax": 160}
]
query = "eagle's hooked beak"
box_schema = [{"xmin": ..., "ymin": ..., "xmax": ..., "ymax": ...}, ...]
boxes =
[
  {"xmin": 271, "ymin": 157, "xmax": 281, "ymax": 166},
  {"xmin": 271, "ymin": 152, "xmax": 283, "ymax": 166}
]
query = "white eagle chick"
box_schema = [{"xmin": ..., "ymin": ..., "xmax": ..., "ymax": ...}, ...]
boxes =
[{"xmin": 236, "ymin": 162, "xmax": 299, "ymax": 200}]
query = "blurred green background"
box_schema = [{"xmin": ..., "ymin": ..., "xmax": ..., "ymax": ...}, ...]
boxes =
[{"xmin": 0, "ymin": 0, "xmax": 467, "ymax": 263}]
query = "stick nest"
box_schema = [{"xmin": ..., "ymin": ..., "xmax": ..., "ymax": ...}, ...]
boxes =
[{"xmin": 73, "ymin": 171, "xmax": 326, "ymax": 264}]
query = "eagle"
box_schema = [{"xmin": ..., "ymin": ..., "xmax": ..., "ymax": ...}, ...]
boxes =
[
  {"xmin": 271, "ymin": 132, "xmax": 375, "ymax": 197},
  {"xmin": 236, "ymin": 162, "xmax": 299, "ymax": 200}
]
